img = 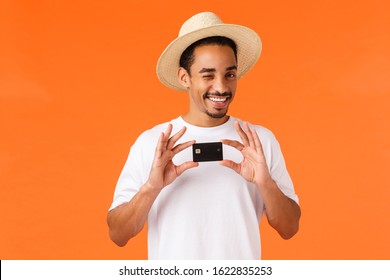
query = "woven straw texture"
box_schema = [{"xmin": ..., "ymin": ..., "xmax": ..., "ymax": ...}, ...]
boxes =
[{"xmin": 156, "ymin": 12, "xmax": 262, "ymax": 91}]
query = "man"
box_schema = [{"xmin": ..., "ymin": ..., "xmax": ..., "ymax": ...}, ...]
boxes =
[{"xmin": 107, "ymin": 12, "xmax": 300, "ymax": 259}]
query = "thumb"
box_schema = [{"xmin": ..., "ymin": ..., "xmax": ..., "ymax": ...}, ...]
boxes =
[{"xmin": 220, "ymin": 160, "xmax": 240, "ymax": 174}]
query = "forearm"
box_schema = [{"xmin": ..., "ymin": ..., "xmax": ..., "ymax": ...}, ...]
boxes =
[
  {"xmin": 107, "ymin": 125, "xmax": 197, "ymax": 247},
  {"xmin": 257, "ymin": 178, "xmax": 301, "ymax": 239},
  {"xmin": 107, "ymin": 182, "xmax": 160, "ymax": 246}
]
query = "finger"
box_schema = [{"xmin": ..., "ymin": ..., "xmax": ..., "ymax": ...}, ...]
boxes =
[
  {"xmin": 172, "ymin": 140, "xmax": 196, "ymax": 154},
  {"xmin": 243, "ymin": 121, "xmax": 255, "ymax": 149},
  {"xmin": 221, "ymin": 139, "xmax": 244, "ymax": 151},
  {"xmin": 161, "ymin": 124, "xmax": 173, "ymax": 151},
  {"xmin": 176, "ymin": 161, "xmax": 199, "ymax": 176},
  {"xmin": 234, "ymin": 120, "xmax": 249, "ymax": 146},
  {"xmin": 167, "ymin": 126, "xmax": 186, "ymax": 150},
  {"xmin": 252, "ymin": 129, "xmax": 264, "ymax": 156},
  {"xmin": 154, "ymin": 132, "xmax": 165, "ymax": 158},
  {"xmin": 220, "ymin": 159, "xmax": 241, "ymax": 174}
]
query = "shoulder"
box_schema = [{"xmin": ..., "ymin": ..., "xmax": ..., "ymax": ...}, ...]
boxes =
[
  {"xmin": 231, "ymin": 116, "xmax": 277, "ymax": 142},
  {"xmin": 133, "ymin": 117, "xmax": 181, "ymax": 146}
]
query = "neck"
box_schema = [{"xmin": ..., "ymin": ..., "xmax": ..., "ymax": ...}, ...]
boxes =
[{"xmin": 182, "ymin": 112, "xmax": 230, "ymax": 127}]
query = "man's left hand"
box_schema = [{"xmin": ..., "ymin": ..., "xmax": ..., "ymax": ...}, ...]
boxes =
[{"xmin": 221, "ymin": 120, "xmax": 272, "ymax": 188}]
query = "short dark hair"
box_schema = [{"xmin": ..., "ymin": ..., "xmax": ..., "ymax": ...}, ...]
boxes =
[{"xmin": 179, "ymin": 36, "xmax": 237, "ymax": 75}]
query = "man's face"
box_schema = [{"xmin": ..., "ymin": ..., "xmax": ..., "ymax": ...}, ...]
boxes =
[{"xmin": 185, "ymin": 44, "xmax": 237, "ymax": 120}]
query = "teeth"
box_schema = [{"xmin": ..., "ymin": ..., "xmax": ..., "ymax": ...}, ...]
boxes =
[{"xmin": 209, "ymin": 97, "xmax": 227, "ymax": 102}]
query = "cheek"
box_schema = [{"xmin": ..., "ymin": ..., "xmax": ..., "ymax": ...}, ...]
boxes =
[
  {"xmin": 193, "ymin": 84, "xmax": 209, "ymax": 99},
  {"xmin": 230, "ymin": 81, "xmax": 237, "ymax": 91},
  {"xmin": 189, "ymin": 88, "xmax": 205, "ymax": 105}
]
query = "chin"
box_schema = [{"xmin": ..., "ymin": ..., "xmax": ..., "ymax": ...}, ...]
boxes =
[{"xmin": 206, "ymin": 111, "xmax": 227, "ymax": 119}]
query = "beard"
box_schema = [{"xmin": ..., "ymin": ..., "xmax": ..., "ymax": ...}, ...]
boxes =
[{"xmin": 205, "ymin": 110, "xmax": 227, "ymax": 119}]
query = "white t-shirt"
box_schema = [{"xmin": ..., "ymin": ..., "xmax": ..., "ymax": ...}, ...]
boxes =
[{"xmin": 110, "ymin": 116, "xmax": 298, "ymax": 259}]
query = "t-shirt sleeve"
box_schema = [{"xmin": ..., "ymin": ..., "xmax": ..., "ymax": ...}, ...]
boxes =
[
  {"xmin": 109, "ymin": 134, "xmax": 151, "ymax": 211},
  {"xmin": 260, "ymin": 128, "xmax": 299, "ymax": 205}
]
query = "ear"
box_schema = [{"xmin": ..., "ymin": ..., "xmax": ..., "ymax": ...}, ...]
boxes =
[{"xmin": 177, "ymin": 67, "xmax": 191, "ymax": 89}]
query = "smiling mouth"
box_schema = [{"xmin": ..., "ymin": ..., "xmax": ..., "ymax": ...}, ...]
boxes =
[
  {"xmin": 205, "ymin": 94, "xmax": 232, "ymax": 111},
  {"xmin": 204, "ymin": 92, "xmax": 232, "ymax": 102},
  {"xmin": 208, "ymin": 96, "xmax": 229, "ymax": 102}
]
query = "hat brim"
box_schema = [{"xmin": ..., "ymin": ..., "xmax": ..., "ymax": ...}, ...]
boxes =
[{"xmin": 156, "ymin": 24, "xmax": 262, "ymax": 92}]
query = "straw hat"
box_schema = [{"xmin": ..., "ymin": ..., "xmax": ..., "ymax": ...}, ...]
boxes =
[{"xmin": 156, "ymin": 12, "xmax": 262, "ymax": 92}]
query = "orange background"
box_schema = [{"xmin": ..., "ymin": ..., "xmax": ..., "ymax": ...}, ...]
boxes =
[{"xmin": 1, "ymin": 0, "xmax": 389, "ymax": 259}]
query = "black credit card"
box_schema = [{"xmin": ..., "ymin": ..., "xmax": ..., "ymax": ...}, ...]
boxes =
[{"xmin": 192, "ymin": 142, "xmax": 223, "ymax": 162}]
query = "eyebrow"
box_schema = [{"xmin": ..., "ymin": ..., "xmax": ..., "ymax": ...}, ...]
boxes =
[
  {"xmin": 198, "ymin": 65, "xmax": 237, "ymax": 74},
  {"xmin": 199, "ymin": 68, "xmax": 216, "ymax": 74},
  {"xmin": 226, "ymin": 65, "xmax": 237, "ymax": 71}
]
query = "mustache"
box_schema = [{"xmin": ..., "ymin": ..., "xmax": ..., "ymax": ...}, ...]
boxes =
[{"xmin": 203, "ymin": 92, "xmax": 233, "ymax": 99}]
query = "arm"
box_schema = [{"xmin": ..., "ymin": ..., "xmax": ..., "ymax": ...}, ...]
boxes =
[
  {"xmin": 253, "ymin": 177, "xmax": 301, "ymax": 239},
  {"xmin": 107, "ymin": 182, "xmax": 160, "ymax": 247},
  {"xmin": 221, "ymin": 121, "xmax": 300, "ymax": 239},
  {"xmin": 107, "ymin": 125, "xmax": 198, "ymax": 246}
]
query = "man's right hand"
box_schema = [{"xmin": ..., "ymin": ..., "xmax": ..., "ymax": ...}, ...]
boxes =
[
  {"xmin": 107, "ymin": 124, "xmax": 197, "ymax": 246},
  {"xmin": 146, "ymin": 124, "xmax": 198, "ymax": 192}
]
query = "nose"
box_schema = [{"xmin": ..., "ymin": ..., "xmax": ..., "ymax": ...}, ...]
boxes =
[{"xmin": 212, "ymin": 76, "xmax": 229, "ymax": 93}]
